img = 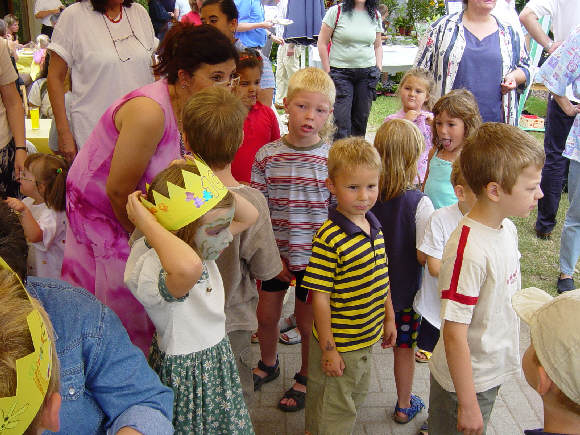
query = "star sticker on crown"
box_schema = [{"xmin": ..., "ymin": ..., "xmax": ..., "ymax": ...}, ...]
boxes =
[{"xmin": 141, "ymin": 156, "xmax": 228, "ymax": 231}]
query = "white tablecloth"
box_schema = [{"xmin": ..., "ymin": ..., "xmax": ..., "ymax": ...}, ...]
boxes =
[{"xmin": 309, "ymin": 44, "xmax": 418, "ymax": 74}]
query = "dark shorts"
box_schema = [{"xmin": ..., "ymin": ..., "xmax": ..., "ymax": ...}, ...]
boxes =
[
  {"xmin": 395, "ymin": 307, "xmax": 421, "ymax": 348},
  {"xmin": 260, "ymin": 270, "xmax": 309, "ymax": 303}
]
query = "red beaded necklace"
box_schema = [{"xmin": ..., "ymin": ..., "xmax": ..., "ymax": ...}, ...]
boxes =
[{"xmin": 105, "ymin": 6, "xmax": 122, "ymax": 23}]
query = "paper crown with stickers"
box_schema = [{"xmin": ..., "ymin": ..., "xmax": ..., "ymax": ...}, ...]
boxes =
[
  {"xmin": 0, "ymin": 257, "xmax": 54, "ymax": 435},
  {"xmin": 141, "ymin": 156, "xmax": 229, "ymax": 231}
]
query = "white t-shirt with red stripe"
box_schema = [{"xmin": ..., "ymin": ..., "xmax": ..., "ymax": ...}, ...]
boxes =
[{"xmin": 429, "ymin": 216, "xmax": 521, "ymax": 393}]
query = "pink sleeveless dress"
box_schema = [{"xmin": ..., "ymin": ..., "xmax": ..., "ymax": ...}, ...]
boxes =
[{"xmin": 62, "ymin": 79, "xmax": 181, "ymax": 353}]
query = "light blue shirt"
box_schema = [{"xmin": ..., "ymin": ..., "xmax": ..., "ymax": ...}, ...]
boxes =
[
  {"xmin": 234, "ymin": 0, "xmax": 267, "ymax": 47},
  {"xmin": 538, "ymin": 25, "xmax": 580, "ymax": 163},
  {"xmin": 27, "ymin": 277, "xmax": 174, "ymax": 435}
]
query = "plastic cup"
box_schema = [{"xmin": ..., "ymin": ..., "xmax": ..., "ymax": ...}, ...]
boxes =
[{"xmin": 30, "ymin": 108, "xmax": 40, "ymax": 130}]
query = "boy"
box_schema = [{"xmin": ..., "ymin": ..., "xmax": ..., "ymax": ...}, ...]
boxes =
[
  {"xmin": 428, "ymin": 123, "xmax": 545, "ymax": 435},
  {"xmin": 415, "ymin": 159, "xmax": 478, "ymax": 359},
  {"xmin": 512, "ymin": 287, "xmax": 580, "ymax": 434},
  {"xmin": 179, "ymin": 86, "xmax": 282, "ymax": 405},
  {"xmin": 302, "ymin": 137, "xmax": 397, "ymax": 434},
  {"xmin": 251, "ymin": 67, "xmax": 335, "ymax": 412}
]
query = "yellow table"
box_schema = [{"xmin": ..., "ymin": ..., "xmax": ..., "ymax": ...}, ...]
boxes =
[{"xmin": 26, "ymin": 118, "xmax": 53, "ymax": 155}]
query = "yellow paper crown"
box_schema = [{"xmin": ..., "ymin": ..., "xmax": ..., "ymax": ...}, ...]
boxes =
[
  {"xmin": 0, "ymin": 257, "xmax": 53, "ymax": 435},
  {"xmin": 141, "ymin": 156, "xmax": 228, "ymax": 231}
]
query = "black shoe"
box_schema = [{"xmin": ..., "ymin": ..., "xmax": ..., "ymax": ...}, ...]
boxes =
[
  {"xmin": 557, "ymin": 277, "xmax": 575, "ymax": 293},
  {"xmin": 535, "ymin": 229, "xmax": 552, "ymax": 240}
]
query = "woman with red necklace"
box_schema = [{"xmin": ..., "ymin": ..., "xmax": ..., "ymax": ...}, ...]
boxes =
[{"xmin": 47, "ymin": 0, "xmax": 156, "ymax": 163}]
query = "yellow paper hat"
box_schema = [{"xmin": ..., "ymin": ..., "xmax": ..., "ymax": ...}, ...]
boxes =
[
  {"xmin": 141, "ymin": 156, "xmax": 228, "ymax": 231},
  {"xmin": 0, "ymin": 257, "xmax": 53, "ymax": 435}
]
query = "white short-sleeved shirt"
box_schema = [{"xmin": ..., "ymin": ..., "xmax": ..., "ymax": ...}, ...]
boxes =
[
  {"xmin": 49, "ymin": 1, "xmax": 156, "ymax": 148},
  {"xmin": 23, "ymin": 197, "xmax": 67, "ymax": 280},
  {"xmin": 125, "ymin": 238, "xmax": 226, "ymax": 355},
  {"xmin": 429, "ymin": 216, "xmax": 521, "ymax": 393},
  {"xmin": 28, "ymin": 78, "xmax": 52, "ymax": 118},
  {"xmin": 34, "ymin": 0, "xmax": 63, "ymax": 26},
  {"xmin": 414, "ymin": 202, "xmax": 463, "ymax": 328},
  {"xmin": 174, "ymin": 0, "xmax": 190, "ymax": 21}
]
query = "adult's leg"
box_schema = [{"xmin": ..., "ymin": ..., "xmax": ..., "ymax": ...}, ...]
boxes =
[
  {"xmin": 330, "ymin": 67, "xmax": 355, "ymax": 140},
  {"xmin": 351, "ymin": 66, "xmax": 380, "ymax": 137},
  {"xmin": 258, "ymin": 53, "xmax": 276, "ymax": 107},
  {"xmin": 559, "ymin": 160, "xmax": 580, "ymax": 281},
  {"xmin": 535, "ymin": 96, "xmax": 575, "ymax": 235},
  {"xmin": 275, "ymin": 43, "xmax": 289, "ymax": 107}
]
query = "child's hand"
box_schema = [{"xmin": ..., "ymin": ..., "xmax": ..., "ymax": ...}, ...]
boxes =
[
  {"xmin": 321, "ymin": 349, "xmax": 345, "ymax": 377},
  {"xmin": 381, "ymin": 319, "xmax": 397, "ymax": 349},
  {"xmin": 275, "ymin": 257, "xmax": 294, "ymax": 282},
  {"xmin": 425, "ymin": 112, "xmax": 434, "ymax": 127},
  {"xmin": 457, "ymin": 402, "xmax": 484, "ymax": 435},
  {"xmin": 5, "ymin": 197, "xmax": 26, "ymax": 213},
  {"xmin": 404, "ymin": 110, "xmax": 420, "ymax": 122},
  {"xmin": 126, "ymin": 191, "xmax": 157, "ymax": 229}
]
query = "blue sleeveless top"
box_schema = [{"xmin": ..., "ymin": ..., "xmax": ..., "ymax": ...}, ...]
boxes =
[{"xmin": 424, "ymin": 151, "xmax": 457, "ymax": 209}]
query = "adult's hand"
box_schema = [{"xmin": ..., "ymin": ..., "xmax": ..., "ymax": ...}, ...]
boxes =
[
  {"xmin": 58, "ymin": 129, "xmax": 78, "ymax": 163},
  {"xmin": 547, "ymin": 40, "xmax": 563, "ymax": 55},
  {"xmin": 501, "ymin": 72, "xmax": 517, "ymax": 95},
  {"xmin": 553, "ymin": 94, "xmax": 580, "ymax": 117}
]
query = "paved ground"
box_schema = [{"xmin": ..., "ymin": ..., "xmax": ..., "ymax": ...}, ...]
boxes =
[{"xmin": 247, "ymin": 293, "xmax": 544, "ymax": 435}]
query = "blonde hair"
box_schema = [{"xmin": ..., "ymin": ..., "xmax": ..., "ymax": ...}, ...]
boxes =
[
  {"xmin": 182, "ymin": 87, "xmax": 247, "ymax": 170},
  {"xmin": 328, "ymin": 137, "xmax": 382, "ymax": 180},
  {"xmin": 0, "ymin": 269, "xmax": 60, "ymax": 433},
  {"xmin": 147, "ymin": 163, "xmax": 234, "ymax": 250},
  {"xmin": 432, "ymin": 89, "xmax": 482, "ymax": 151},
  {"xmin": 36, "ymin": 34, "xmax": 49, "ymax": 49},
  {"xmin": 286, "ymin": 67, "xmax": 336, "ymax": 141},
  {"xmin": 25, "ymin": 154, "xmax": 69, "ymax": 212},
  {"xmin": 374, "ymin": 119, "xmax": 424, "ymax": 201},
  {"xmin": 460, "ymin": 123, "xmax": 545, "ymax": 195},
  {"xmin": 398, "ymin": 67, "xmax": 435, "ymax": 111}
]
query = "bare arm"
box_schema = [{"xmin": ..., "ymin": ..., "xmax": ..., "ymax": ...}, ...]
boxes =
[
  {"xmin": 553, "ymin": 94, "xmax": 580, "ymax": 117},
  {"xmin": 47, "ymin": 51, "xmax": 77, "ymax": 162},
  {"xmin": 107, "ymin": 97, "xmax": 165, "ymax": 233},
  {"xmin": 382, "ymin": 291, "xmax": 396, "ymax": 348},
  {"xmin": 426, "ymin": 256, "xmax": 441, "ymax": 277},
  {"xmin": 312, "ymin": 291, "xmax": 345, "ymax": 376},
  {"xmin": 374, "ymin": 32, "xmax": 382, "ymax": 70},
  {"xmin": 236, "ymin": 21, "xmax": 272, "ymax": 32},
  {"xmin": 228, "ymin": 191, "xmax": 259, "ymax": 236},
  {"xmin": 316, "ymin": 23, "xmax": 332, "ymax": 73},
  {"xmin": 0, "ymin": 80, "xmax": 26, "ymax": 177},
  {"xmin": 4, "ymin": 198, "xmax": 43, "ymax": 243},
  {"xmin": 35, "ymin": 7, "xmax": 61, "ymax": 19},
  {"xmin": 126, "ymin": 191, "xmax": 202, "ymax": 299},
  {"xmin": 444, "ymin": 321, "xmax": 483, "ymax": 435},
  {"xmin": 417, "ymin": 249, "xmax": 427, "ymax": 265},
  {"xmin": 519, "ymin": 7, "xmax": 560, "ymax": 54}
]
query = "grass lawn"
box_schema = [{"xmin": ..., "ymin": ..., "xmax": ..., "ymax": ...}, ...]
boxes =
[{"xmin": 368, "ymin": 95, "xmax": 568, "ymax": 296}]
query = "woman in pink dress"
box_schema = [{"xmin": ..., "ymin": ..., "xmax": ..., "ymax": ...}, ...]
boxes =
[{"xmin": 62, "ymin": 23, "xmax": 239, "ymax": 353}]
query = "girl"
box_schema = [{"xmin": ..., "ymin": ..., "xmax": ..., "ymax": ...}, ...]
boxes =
[
  {"xmin": 125, "ymin": 161, "xmax": 258, "ymax": 434},
  {"xmin": 423, "ymin": 89, "xmax": 481, "ymax": 209},
  {"xmin": 384, "ymin": 67, "xmax": 434, "ymax": 184},
  {"xmin": 231, "ymin": 49, "xmax": 280, "ymax": 183},
  {"xmin": 29, "ymin": 51, "xmax": 52, "ymax": 118},
  {"xmin": 5, "ymin": 153, "xmax": 68, "ymax": 279},
  {"xmin": 371, "ymin": 119, "xmax": 434, "ymax": 424}
]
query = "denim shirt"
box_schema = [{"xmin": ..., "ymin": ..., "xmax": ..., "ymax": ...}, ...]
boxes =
[{"xmin": 26, "ymin": 277, "xmax": 174, "ymax": 435}]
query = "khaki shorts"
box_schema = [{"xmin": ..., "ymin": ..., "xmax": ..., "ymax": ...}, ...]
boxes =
[
  {"xmin": 428, "ymin": 374, "xmax": 499, "ymax": 435},
  {"xmin": 305, "ymin": 336, "xmax": 373, "ymax": 435}
]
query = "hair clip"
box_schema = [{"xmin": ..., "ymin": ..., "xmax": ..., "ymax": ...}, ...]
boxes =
[{"xmin": 56, "ymin": 168, "xmax": 63, "ymax": 174}]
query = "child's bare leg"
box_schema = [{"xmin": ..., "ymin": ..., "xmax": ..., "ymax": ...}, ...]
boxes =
[
  {"xmin": 280, "ymin": 298, "xmax": 312, "ymax": 406},
  {"xmin": 394, "ymin": 346, "xmax": 415, "ymax": 413},
  {"xmin": 254, "ymin": 289, "xmax": 285, "ymax": 376}
]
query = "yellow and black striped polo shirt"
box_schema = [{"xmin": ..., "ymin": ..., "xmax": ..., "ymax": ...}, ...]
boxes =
[{"xmin": 302, "ymin": 208, "xmax": 389, "ymax": 352}]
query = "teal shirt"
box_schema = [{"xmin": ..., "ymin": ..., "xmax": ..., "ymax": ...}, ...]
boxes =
[
  {"xmin": 424, "ymin": 152, "xmax": 457, "ymax": 209},
  {"xmin": 323, "ymin": 5, "xmax": 382, "ymax": 69}
]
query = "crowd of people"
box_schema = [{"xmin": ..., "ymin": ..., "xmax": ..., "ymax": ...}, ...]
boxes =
[{"xmin": 0, "ymin": 0, "xmax": 579, "ymax": 434}]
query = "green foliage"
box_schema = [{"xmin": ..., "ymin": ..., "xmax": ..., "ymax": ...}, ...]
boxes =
[{"xmin": 524, "ymin": 96, "xmax": 548, "ymax": 118}]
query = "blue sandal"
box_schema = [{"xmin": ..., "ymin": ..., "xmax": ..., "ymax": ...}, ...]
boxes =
[{"xmin": 393, "ymin": 394, "xmax": 425, "ymax": 424}]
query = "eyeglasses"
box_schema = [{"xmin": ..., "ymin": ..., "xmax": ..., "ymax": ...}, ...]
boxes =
[
  {"xmin": 213, "ymin": 74, "xmax": 240, "ymax": 88},
  {"xmin": 103, "ymin": 12, "xmax": 151, "ymax": 63}
]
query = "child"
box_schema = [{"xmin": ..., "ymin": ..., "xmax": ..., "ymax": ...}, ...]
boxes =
[
  {"xmin": 512, "ymin": 287, "xmax": 580, "ymax": 434},
  {"xmin": 415, "ymin": 160, "xmax": 478, "ymax": 362},
  {"xmin": 29, "ymin": 51, "xmax": 52, "ymax": 118},
  {"xmin": 0, "ymin": 262, "xmax": 61, "ymax": 435},
  {"xmin": 384, "ymin": 68, "xmax": 435, "ymax": 184},
  {"xmin": 181, "ymin": 86, "xmax": 282, "ymax": 405},
  {"xmin": 428, "ymin": 123, "xmax": 545, "ymax": 435},
  {"xmin": 231, "ymin": 49, "xmax": 280, "ymax": 184},
  {"xmin": 302, "ymin": 137, "xmax": 397, "ymax": 434},
  {"xmin": 250, "ymin": 67, "xmax": 335, "ymax": 412},
  {"xmin": 371, "ymin": 119, "xmax": 434, "ymax": 424},
  {"xmin": 31, "ymin": 34, "xmax": 49, "ymax": 81},
  {"xmin": 5, "ymin": 153, "xmax": 68, "ymax": 280},
  {"xmin": 124, "ymin": 160, "xmax": 258, "ymax": 434},
  {"xmin": 423, "ymin": 89, "xmax": 481, "ymax": 209}
]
